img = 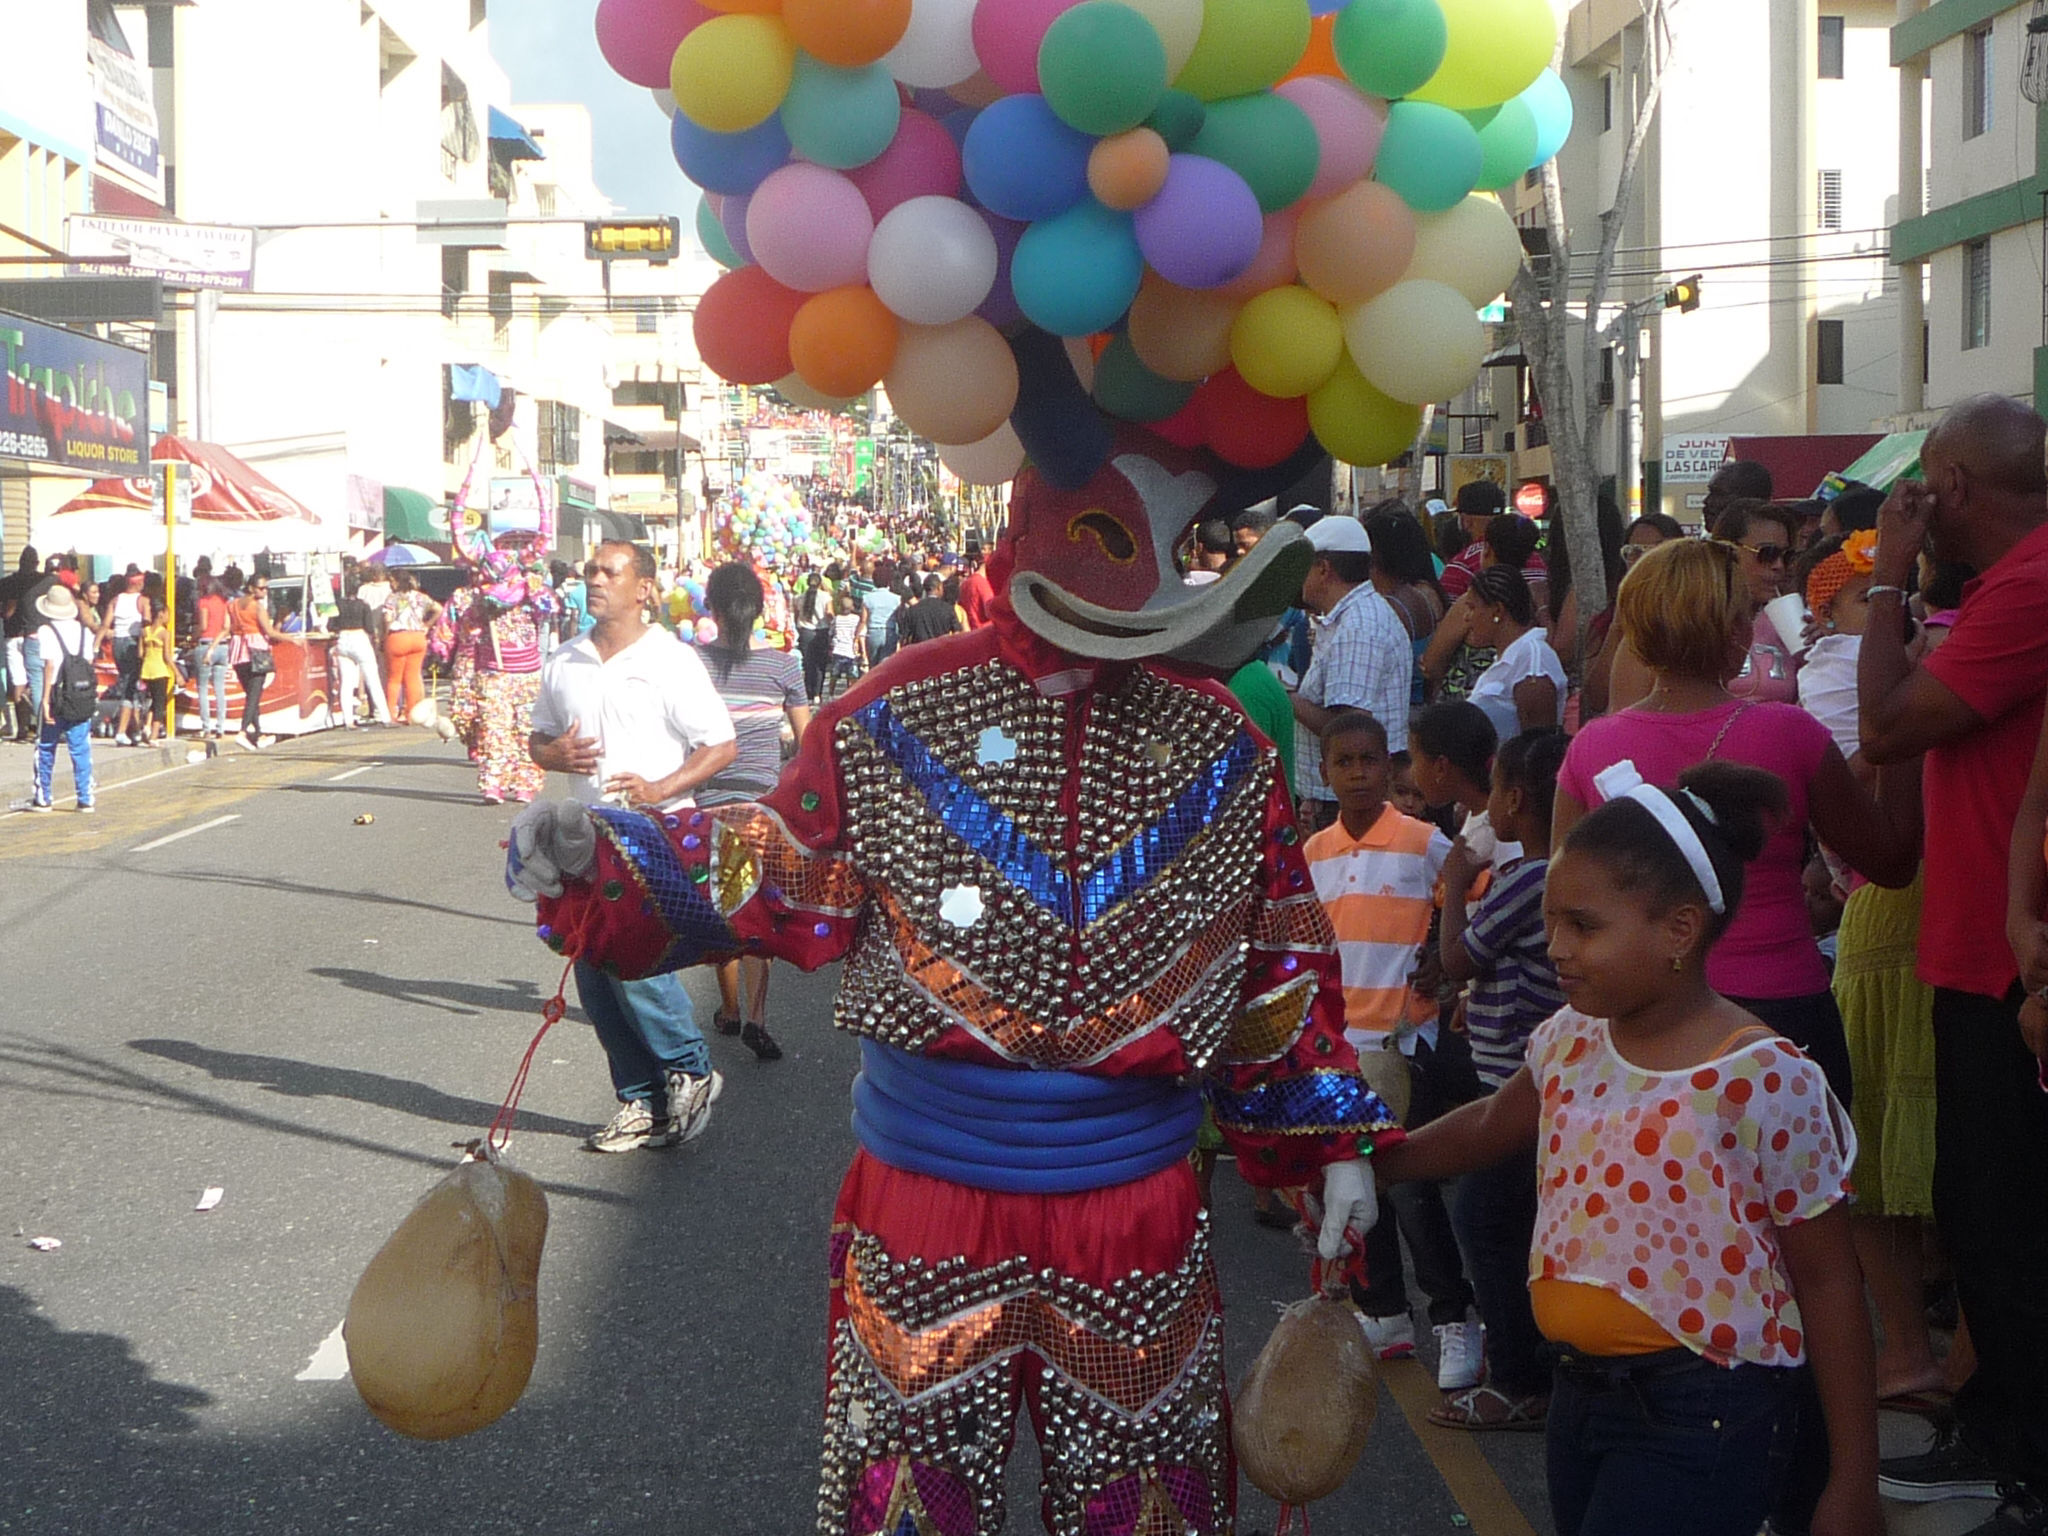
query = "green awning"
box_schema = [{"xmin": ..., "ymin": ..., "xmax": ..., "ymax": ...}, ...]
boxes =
[
  {"xmin": 382, "ymin": 486, "xmax": 448, "ymax": 543},
  {"xmin": 1833, "ymin": 431, "xmax": 1928, "ymax": 493}
]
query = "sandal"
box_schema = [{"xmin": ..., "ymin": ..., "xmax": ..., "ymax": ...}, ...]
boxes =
[
  {"xmin": 712, "ymin": 1009, "xmax": 743, "ymax": 1037},
  {"xmin": 1428, "ymin": 1385, "xmax": 1548, "ymax": 1432},
  {"xmin": 740, "ymin": 1021, "xmax": 783, "ymax": 1062}
]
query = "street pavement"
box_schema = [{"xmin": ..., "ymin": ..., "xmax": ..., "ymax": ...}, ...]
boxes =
[{"xmin": 0, "ymin": 733, "xmax": 1982, "ymax": 1535}]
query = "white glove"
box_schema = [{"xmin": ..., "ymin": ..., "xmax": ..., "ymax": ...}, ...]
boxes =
[
  {"xmin": 505, "ymin": 800, "xmax": 598, "ymax": 902},
  {"xmin": 1317, "ymin": 1157, "xmax": 1380, "ymax": 1261}
]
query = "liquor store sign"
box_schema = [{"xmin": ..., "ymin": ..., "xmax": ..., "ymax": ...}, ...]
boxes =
[{"xmin": 0, "ymin": 312, "xmax": 149, "ymax": 473}]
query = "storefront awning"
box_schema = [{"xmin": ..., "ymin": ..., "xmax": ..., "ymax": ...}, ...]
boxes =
[
  {"xmin": 488, "ymin": 107, "xmax": 545, "ymax": 161},
  {"xmin": 1832, "ymin": 430, "xmax": 1928, "ymax": 493},
  {"xmin": 593, "ymin": 509, "xmax": 648, "ymax": 542},
  {"xmin": 1727, "ymin": 433, "xmax": 1883, "ymax": 501},
  {"xmin": 382, "ymin": 485, "xmax": 447, "ymax": 543}
]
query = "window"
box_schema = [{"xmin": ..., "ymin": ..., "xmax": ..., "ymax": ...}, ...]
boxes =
[
  {"xmin": 1817, "ymin": 319, "xmax": 1845, "ymax": 384},
  {"xmin": 1817, "ymin": 169, "xmax": 1842, "ymax": 231},
  {"xmin": 1601, "ymin": 72, "xmax": 1614, "ymax": 133},
  {"xmin": 146, "ymin": 6, "xmax": 174, "ymax": 68},
  {"xmin": 1964, "ymin": 239, "xmax": 1991, "ymax": 350},
  {"xmin": 1966, "ymin": 26, "xmax": 1993, "ymax": 139},
  {"xmin": 440, "ymin": 247, "xmax": 469, "ymax": 319},
  {"xmin": 1818, "ymin": 16, "xmax": 1845, "ymax": 79},
  {"xmin": 539, "ymin": 400, "xmax": 581, "ymax": 472}
]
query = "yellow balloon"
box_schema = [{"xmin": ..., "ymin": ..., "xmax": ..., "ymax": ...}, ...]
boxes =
[
  {"xmin": 1308, "ymin": 357, "xmax": 1424, "ymax": 467},
  {"xmin": 1174, "ymin": 0, "xmax": 1312, "ymax": 102},
  {"xmin": 1342, "ymin": 279, "xmax": 1488, "ymax": 406},
  {"xmin": 1123, "ymin": 0, "xmax": 1205, "ymax": 77},
  {"xmin": 1128, "ymin": 274, "xmax": 1240, "ymax": 383},
  {"xmin": 1404, "ymin": 194, "xmax": 1525, "ymax": 307},
  {"xmin": 1409, "ymin": 0, "xmax": 1554, "ymax": 111},
  {"xmin": 1231, "ymin": 286, "xmax": 1345, "ymax": 399},
  {"xmin": 671, "ymin": 14, "xmax": 797, "ymax": 134}
]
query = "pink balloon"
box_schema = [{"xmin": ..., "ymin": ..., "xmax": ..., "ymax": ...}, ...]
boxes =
[
  {"xmin": 1219, "ymin": 208, "xmax": 1303, "ymax": 301},
  {"xmin": 1276, "ymin": 77, "xmax": 1389, "ymax": 199},
  {"xmin": 594, "ymin": 0, "xmax": 713, "ymax": 90},
  {"xmin": 847, "ymin": 110, "xmax": 964, "ymax": 220},
  {"xmin": 745, "ymin": 165, "xmax": 875, "ymax": 293},
  {"xmin": 971, "ymin": 0, "xmax": 1080, "ymax": 96}
]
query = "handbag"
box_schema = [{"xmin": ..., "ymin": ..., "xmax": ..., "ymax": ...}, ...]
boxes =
[{"xmin": 245, "ymin": 645, "xmax": 275, "ymax": 679}]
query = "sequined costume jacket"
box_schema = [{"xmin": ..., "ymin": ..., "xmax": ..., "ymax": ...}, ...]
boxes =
[{"xmin": 535, "ymin": 624, "xmax": 1401, "ymax": 1185}]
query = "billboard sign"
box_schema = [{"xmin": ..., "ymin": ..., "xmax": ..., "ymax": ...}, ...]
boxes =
[
  {"xmin": 68, "ymin": 216, "xmax": 256, "ymax": 292},
  {"xmin": 0, "ymin": 311, "xmax": 149, "ymax": 473},
  {"xmin": 86, "ymin": 36, "xmax": 162, "ymax": 203},
  {"xmin": 1662, "ymin": 434, "xmax": 1732, "ymax": 485},
  {"xmin": 488, "ymin": 474, "xmax": 554, "ymax": 541}
]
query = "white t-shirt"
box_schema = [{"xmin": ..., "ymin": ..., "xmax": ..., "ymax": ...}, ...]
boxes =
[
  {"xmin": 1796, "ymin": 632, "xmax": 1861, "ymax": 759},
  {"xmin": 37, "ymin": 618, "xmax": 93, "ymax": 665},
  {"xmin": 531, "ymin": 626, "xmax": 735, "ymax": 812},
  {"xmin": 355, "ymin": 580, "xmax": 393, "ymax": 614},
  {"xmin": 1470, "ymin": 626, "xmax": 1568, "ymax": 727}
]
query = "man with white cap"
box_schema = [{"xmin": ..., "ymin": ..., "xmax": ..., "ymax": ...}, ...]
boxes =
[{"xmin": 1290, "ymin": 514, "xmax": 1412, "ymax": 830}]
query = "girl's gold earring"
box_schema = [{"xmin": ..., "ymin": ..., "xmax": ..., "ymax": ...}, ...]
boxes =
[{"xmin": 1671, "ymin": 953, "xmax": 1685, "ymax": 972}]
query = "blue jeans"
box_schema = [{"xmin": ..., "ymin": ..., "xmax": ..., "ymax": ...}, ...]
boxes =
[
  {"xmin": 1547, "ymin": 1349, "xmax": 1796, "ymax": 1536},
  {"xmin": 193, "ymin": 639, "xmax": 233, "ymax": 734},
  {"xmin": 1452, "ymin": 1144, "xmax": 1549, "ymax": 1395},
  {"xmin": 35, "ymin": 718, "xmax": 93, "ymax": 806},
  {"xmin": 574, "ymin": 962, "xmax": 710, "ymax": 1108},
  {"xmin": 23, "ymin": 635, "xmax": 42, "ymax": 724}
]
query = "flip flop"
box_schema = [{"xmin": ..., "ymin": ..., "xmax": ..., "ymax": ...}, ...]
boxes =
[{"xmin": 1428, "ymin": 1384, "xmax": 1548, "ymax": 1432}]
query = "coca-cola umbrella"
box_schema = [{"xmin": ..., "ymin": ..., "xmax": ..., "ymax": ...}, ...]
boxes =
[{"xmin": 40, "ymin": 436, "xmax": 337, "ymax": 557}]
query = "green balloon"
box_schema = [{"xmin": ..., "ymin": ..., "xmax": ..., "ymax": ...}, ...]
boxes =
[
  {"xmin": 1174, "ymin": 0, "xmax": 1312, "ymax": 102},
  {"xmin": 1040, "ymin": 2, "xmax": 1168, "ymax": 138},
  {"xmin": 1470, "ymin": 98, "xmax": 1538, "ymax": 191},
  {"xmin": 1333, "ymin": 0, "xmax": 1449, "ymax": 101},
  {"xmin": 1375, "ymin": 99, "xmax": 1482, "ymax": 212},
  {"xmin": 1145, "ymin": 89, "xmax": 1207, "ymax": 151},
  {"xmin": 696, "ymin": 196, "xmax": 743, "ymax": 269},
  {"xmin": 778, "ymin": 53, "xmax": 900, "ymax": 171},
  {"xmin": 1094, "ymin": 334, "xmax": 1198, "ymax": 423},
  {"xmin": 1188, "ymin": 93, "xmax": 1320, "ymax": 214}
]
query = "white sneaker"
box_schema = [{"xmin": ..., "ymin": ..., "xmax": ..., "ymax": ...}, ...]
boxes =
[
  {"xmin": 664, "ymin": 1067, "xmax": 724, "ymax": 1145},
  {"xmin": 1434, "ymin": 1316, "xmax": 1487, "ymax": 1391},
  {"xmin": 1356, "ymin": 1309, "xmax": 1417, "ymax": 1361}
]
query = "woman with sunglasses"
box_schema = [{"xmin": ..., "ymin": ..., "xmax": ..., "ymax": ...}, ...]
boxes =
[{"xmin": 228, "ymin": 576, "xmax": 299, "ymax": 751}]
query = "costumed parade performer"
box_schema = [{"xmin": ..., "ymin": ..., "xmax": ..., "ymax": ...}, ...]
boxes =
[
  {"xmin": 504, "ymin": 0, "xmax": 1577, "ymax": 1527},
  {"xmin": 442, "ymin": 551, "xmax": 559, "ymax": 805}
]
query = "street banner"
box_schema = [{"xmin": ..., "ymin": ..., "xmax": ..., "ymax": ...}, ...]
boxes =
[
  {"xmin": 0, "ymin": 310, "xmax": 149, "ymax": 474},
  {"xmin": 67, "ymin": 215, "xmax": 256, "ymax": 292}
]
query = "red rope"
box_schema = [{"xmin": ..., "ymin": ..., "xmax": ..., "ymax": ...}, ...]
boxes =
[
  {"xmin": 487, "ymin": 898, "xmax": 591, "ymax": 1152},
  {"xmin": 1276, "ymin": 1502, "xmax": 1311, "ymax": 1535}
]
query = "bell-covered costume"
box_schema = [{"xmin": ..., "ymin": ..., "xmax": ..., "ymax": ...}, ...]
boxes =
[{"xmin": 528, "ymin": 443, "xmax": 1400, "ymax": 1535}]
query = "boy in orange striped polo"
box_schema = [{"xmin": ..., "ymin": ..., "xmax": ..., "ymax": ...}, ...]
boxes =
[{"xmin": 1304, "ymin": 710, "xmax": 1483, "ymax": 1384}]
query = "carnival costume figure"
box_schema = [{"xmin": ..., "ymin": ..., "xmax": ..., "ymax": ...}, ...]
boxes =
[
  {"xmin": 508, "ymin": 383, "xmax": 1401, "ymax": 1533},
  {"xmin": 443, "ymin": 551, "xmax": 557, "ymax": 804}
]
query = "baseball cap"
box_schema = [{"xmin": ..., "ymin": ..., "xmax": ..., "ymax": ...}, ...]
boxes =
[
  {"xmin": 1424, "ymin": 497, "xmax": 1450, "ymax": 516},
  {"xmin": 1304, "ymin": 516, "xmax": 1372, "ymax": 555}
]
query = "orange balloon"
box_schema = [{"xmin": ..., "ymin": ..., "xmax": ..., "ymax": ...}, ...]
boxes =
[
  {"xmin": 784, "ymin": 0, "xmax": 911, "ymax": 68},
  {"xmin": 1296, "ymin": 182, "xmax": 1417, "ymax": 306},
  {"xmin": 697, "ymin": 0, "xmax": 781, "ymax": 12},
  {"xmin": 1127, "ymin": 273, "xmax": 1239, "ymax": 383},
  {"xmin": 1284, "ymin": 13, "xmax": 1341, "ymax": 82},
  {"xmin": 1087, "ymin": 128, "xmax": 1171, "ymax": 212},
  {"xmin": 789, "ymin": 285, "xmax": 900, "ymax": 398}
]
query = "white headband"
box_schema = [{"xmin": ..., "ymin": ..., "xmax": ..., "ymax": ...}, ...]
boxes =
[{"xmin": 1590, "ymin": 761, "xmax": 1726, "ymax": 915}]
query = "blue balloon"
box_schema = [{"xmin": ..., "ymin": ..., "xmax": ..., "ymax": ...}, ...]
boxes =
[
  {"xmin": 962, "ymin": 95, "xmax": 1094, "ymax": 224},
  {"xmin": 1522, "ymin": 68, "xmax": 1575, "ymax": 167},
  {"xmin": 1010, "ymin": 201, "xmax": 1144, "ymax": 338},
  {"xmin": 779, "ymin": 54, "xmax": 900, "ymax": 171},
  {"xmin": 671, "ymin": 111, "xmax": 790, "ymax": 197}
]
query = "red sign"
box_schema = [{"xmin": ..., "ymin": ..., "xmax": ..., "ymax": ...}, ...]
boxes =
[{"xmin": 1514, "ymin": 482, "xmax": 1548, "ymax": 518}]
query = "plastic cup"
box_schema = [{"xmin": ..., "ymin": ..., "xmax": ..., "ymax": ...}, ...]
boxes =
[{"xmin": 1763, "ymin": 592, "xmax": 1811, "ymax": 654}]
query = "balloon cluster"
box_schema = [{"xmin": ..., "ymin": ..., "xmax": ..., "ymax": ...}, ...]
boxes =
[
  {"xmin": 597, "ymin": 0, "xmax": 1570, "ymax": 481},
  {"xmin": 720, "ymin": 472, "xmax": 818, "ymax": 568}
]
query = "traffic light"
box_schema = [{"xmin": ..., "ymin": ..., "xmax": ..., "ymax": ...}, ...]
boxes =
[
  {"xmin": 1664, "ymin": 274, "xmax": 1703, "ymax": 313},
  {"xmin": 585, "ymin": 218, "xmax": 681, "ymax": 264}
]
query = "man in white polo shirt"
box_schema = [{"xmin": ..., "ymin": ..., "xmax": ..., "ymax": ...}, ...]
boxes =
[{"xmin": 529, "ymin": 541, "xmax": 737, "ymax": 1152}]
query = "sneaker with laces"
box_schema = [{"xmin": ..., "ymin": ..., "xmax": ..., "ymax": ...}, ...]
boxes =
[
  {"xmin": 1963, "ymin": 1485, "xmax": 2048, "ymax": 1534},
  {"xmin": 28, "ymin": 797, "xmax": 52, "ymax": 813},
  {"xmin": 1434, "ymin": 1315, "xmax": 1487, "ymax": 1391},
  {"xmin": 1355, "ymin": 1309, "xmax": 1417, "ymax": 1361},
  {"xmin": 665, "ymin": 1067, "xmax": 724, "ymax": 1144},
  {"xmin": 583, "ymin": 1100, "xmax": 677, "ymax": 1154},
  {"xmin": 77, "ymin": 802, "xmax": 95, "ymax": 814},
  {"xmin": 1880, "ymin": 1421, "xmax": 2002, "ymax": 1503}
]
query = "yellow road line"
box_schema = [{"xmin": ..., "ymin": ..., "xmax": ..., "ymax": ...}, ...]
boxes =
[{"xmin": 1379, "ymin": 1358, "xmax": 1542, "ymax": 1536}]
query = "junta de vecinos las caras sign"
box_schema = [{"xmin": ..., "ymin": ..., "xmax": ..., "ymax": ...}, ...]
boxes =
[{"xmin": 0, "ymin": 311, "xmax": 149, "ymax": 474}]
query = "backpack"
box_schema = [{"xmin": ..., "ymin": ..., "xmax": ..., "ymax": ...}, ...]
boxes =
[{"xmin": 48, "ymin": 625, "xmax": 100, "ymax": 725}]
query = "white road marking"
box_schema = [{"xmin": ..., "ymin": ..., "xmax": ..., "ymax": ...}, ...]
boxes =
[
  {"xmin": 296, "ymin": 1321, "xmax": 350, "ymax": 1381},
  {"xmin": 131, "ymin": 814, "xmax": 241, "ymax": 853},
  {"xmin": 328, "ymin": 762, "xmax": 383, "ymax": 783}
]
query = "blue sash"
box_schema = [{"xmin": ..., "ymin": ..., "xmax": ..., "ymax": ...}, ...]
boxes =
[{"xmin": 850, "ymin": 1041, "xmax": 1205, "ymax": 1195}]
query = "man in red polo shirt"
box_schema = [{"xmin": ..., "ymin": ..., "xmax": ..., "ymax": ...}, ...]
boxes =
[{"xmin": 1861, "ymin": 394, "xmax": 2048, "ymax": 1531}]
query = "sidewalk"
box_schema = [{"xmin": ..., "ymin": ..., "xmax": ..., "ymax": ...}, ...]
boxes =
[{"xmin": 0, "ymin": 728, "xmax": 287, "ymax": 810}]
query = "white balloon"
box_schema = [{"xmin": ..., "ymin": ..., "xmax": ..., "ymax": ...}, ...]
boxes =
[
  {"xmin": 868, "ymin": 196, "xmax": 999, "ymax": 325},
  {"xmin": 1342, "ymin": 281, "xmax": 1488, "ymax": 406},
  {"xmin": 1404, "ymin": 194, "xmax": 1525, "ymax": 308},
  {"xmin": 1124, "ymin": 0, "xmax": 1204, "ymax": 77},
  {"xmin": 938, "ymin": 422, "xmax": 1026, "ymax": 486},
  {"xmin": 882, "ymin": 0, "xmax": 980, "ymax": 88},
  {"xmin": 651, "ymin": 87, "xmax": 677, "ymax": 118}
]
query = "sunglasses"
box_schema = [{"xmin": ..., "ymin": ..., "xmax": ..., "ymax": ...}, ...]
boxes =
[{"xmin": 1738, "ymin": 542, "xmax": 1790, "ymax": 567}]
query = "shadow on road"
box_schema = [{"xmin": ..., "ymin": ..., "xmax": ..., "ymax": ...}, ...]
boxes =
[
  {"xmin": 279, "ymin": 783, "xmax": 495, "ymax": 808},
  {"xmin": 305, "ymin": 966, "xmax": 551, "ymax": 1018},
  {"xmin": 118, "ymin": 868, "xmax": 529, "ymax": 930},
  {"xmin": 128, "ymin": 1036, "xmax": 591, "ymax": 1141}
]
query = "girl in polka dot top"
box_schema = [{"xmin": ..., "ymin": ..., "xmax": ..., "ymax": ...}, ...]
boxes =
[{"xmin": 1374, "ymin": 760, "xmax": 1879, "ymax": 1536}]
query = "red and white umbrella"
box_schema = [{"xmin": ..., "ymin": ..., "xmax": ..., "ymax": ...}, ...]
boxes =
[{"xmin": 42, "ymin": 436, "xmax": 335, "ymax": 555}]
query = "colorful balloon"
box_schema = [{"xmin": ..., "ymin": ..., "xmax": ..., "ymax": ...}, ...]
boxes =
[
  {"xmin": 1123, "ymin": 0, "xmax": 1205, "ymax": 77},
  {"xmin": 746, "ymin": 163, "xmax": 875, "ymax": 291},
  {"xmin": 670, "ymin": 107, "xmax": 791, "ymax": 196},
  {"xmin": 595, "ymin": 0, "xmax": 713, "ymax": 90},
  {"xmin": 1295, "ymin": 180, "xmax": 1416, "ymax": 304},
  {"xmin": 1217, "ymin": 207, "xmax": 1302, "ymax": 300},
  {"xmin": 937, "ymin": 421, "xmax": 1028, "ymax": 484},
  {"xmin": 974, "ymin": 212, "xmax": 1029, "ymax": 328},
  {"xmin": 1132, "ymin": 154, "xmax": 1263, "ymax": 290},
  {"xmin": 1471, "ymin": 97, "xmax": 1537, "ymax": 191},
  {"xmin": 1173, "ymin": 0, "xmax": 1313, "ymax": 102},
  {"xmin": 883, "ymin": 0, "xmax": 981, "ymax": 86},
  {"xmin": 1374, "ymin": 100, "xmax": 1483, "ymax": 213},
  {"xmin": 784, "ymin": 0, "xmax": 912, "ymax": 68},
  {"xmin": 695, "ymin": 266, "xmax": 807, "ymax": 384},
  {"xmin": 1087, "ymin": 128, "xmax": 1172, "ymax": 210},
  {"xmin": 1127, "ymin": 273, "xmax": 1240, "ymax": 381},
  {"xmin": 1409, "ymin": 0, "xmax": 1555, "ymax": 111},
  {"xmin": 885, "ymin": 317, "xmax": 1020, "ymax": 443},
  {"xmin": 1308, "ymin": 357, "xmax": 1424, "ymax": 465},
  {"xmin": 1276, "ymin": 76, "xmax": 1387, "ymax": 199},
  {"xmin": 1522, "ymin": 68, "xmax": 1574, "ymax": 166},
  {"xmin": 1186, "ymin": 91, "xmax": 1320, "ymax": 213},
  {"xmin": 1011, "ymin": 201, "xmax": 1146, "ymax": 336},
  {"xmin": 972, "ymin": 0, "xmax": 1081, "ymax": 95},
  {"xmin": 962, "ymin": 95, "xmax": 1095, "ymax": 222},
  {"xmin": 1145, "ymin": 88, "xmax": 1207, "ymax": 149},
  {"xmin": 1343, "ymin": 279, "xmax": 1488, "ymax": 404},
  {"xmin": 1332, "ymin": 0, "xmax": 1447, "ymax": 100},
  {"xmin": 789, "ymin": 285, "xmax": 901, "ymax": 396},
  {"xmin": 1230, "ymin": 285, "xmax": 1345, "ymax": 398},
  {"xmin": 1405, "ymin": 193, "xmax": 1523, "ymax": 307},
  {"xmin": 846, "ymin": 109, "xmax": 963, "ymax": 218},
  {"xmin": 670, "ymin": 13, "xmax": 796, "ymax": 133},
  {"xmin": 1092, "ymin": 333, "xmax": 1198, "ymax": 421},
  {"xmin": 1193, "ymin": 366, "xmax": 1310, "ymax": 467},
  {"xmin": 1038, "ymin": 2, "xmax": 1170, "ymax": 137},
  {"xmin": 779, "ymin": 55, "xmax": 902, "ymax": 170},
  {"xmin": 868, "ymin": 196, "xmax": 1001, "ymax": 324},
  {"xmin": 696, "ymin": 195, "xmax": 745, "ymax": 268}
]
